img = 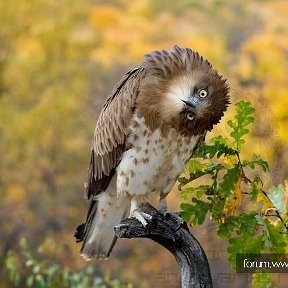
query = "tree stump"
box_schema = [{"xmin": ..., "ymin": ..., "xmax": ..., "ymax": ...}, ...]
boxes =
[{"xmin": 114, "ymin": 203, "xmax": 213, "ymax": 288}]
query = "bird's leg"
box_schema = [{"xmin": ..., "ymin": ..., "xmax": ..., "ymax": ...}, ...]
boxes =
[
  {"xmin": 159, "ymin": 193, "xmax": 183, "ymax": 223},
  {"xmin": 159, "ymin": 195, "xmax": 168, "ymax": 212},
  {"xmin": 130, "ymin": 196, "xmax": 152, "ymax": 227}
]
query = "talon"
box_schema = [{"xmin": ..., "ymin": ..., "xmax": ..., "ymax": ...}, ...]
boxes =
[
  {"xmin": 172, "ymin": 212, "xmax": 184, "ymax": 224},
  {"xmin": 158, "ymin": 197, "xmax": 183, "ymax": 224},
  {"xmin": 130, "ymin": 197, "xmax": 152, "ymax": 227},
  {"xmin": 130, "ymin": 210, "xmax": 152, "ymax": 227}
]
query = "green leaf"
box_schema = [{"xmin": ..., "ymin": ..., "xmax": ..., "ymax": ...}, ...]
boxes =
[
  {"xmin": 249, "ymin": 176, "xmax": 263, "ymax": 200},
  {"xmin": 195, "ymin": 141, "xmax": 236, "ymax": 159},
  {"xmin": 219, "ymin": 165, "xmax": 240, "ymax": 197},
  {"xmin": 178, "ymin": 168, "xmax": 208, "ymax": 184},
  {"xmin": 210, "ymin": 135, "xmax": 229, "ymax": 145},
  {"xmin": 261, "ymin": 218, "xmax": 287, "ymax": 252},
  {"xmin": 180, "ymin": 200, "xmax": 210, "ymax": 224},
  {"xmin": 179, "ymin": 162, "xmax": 224, "ymax": 185},
  {"xmin": 181, "ymin": 185, "xmax": 210, "ymax": 201},
  {"xmin": 228, "ymin": 101, "xmax": 255, "ymax": 151},
  {"xmin": 210, "ymin": 196, "xmax": 225, "ymax": 220},
  {"xmin": 243, "ymin": 155, "xmax": 269, "ymax": 172},
  {"xmin": 267, "ymin": 185, "xmax": 285, "ymax": 214},
  {"xmin": 218, "ymin": 212, "xmax": 259, "ymax": 239},
  {"xmin": 218, "ymin": 216, "xmax": 239, "ymax": 238},
  {"xmin": 187, "ymin": 159, "xmax": 208, "ymax": 173},
  {"xmin": 237, "ymin": 212, "xmax": 259, "ymax": 235},
  {"xmin": 255, "ymin": 215, "xmax": 271, "ymax": 248}
]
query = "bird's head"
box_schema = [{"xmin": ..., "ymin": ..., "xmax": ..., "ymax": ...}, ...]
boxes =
[{"xmin": 139, "ymin": 45, "xmax": 230, "ymax": 136}]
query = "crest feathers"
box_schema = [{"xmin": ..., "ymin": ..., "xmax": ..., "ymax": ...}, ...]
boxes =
[{"xmin": 144, "ymin": 45, "xmax": 212, "ymax": 79}]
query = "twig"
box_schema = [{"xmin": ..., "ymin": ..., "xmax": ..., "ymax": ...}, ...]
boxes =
[{"xmin": 235, "ymin": 151, "xmax": 288, "ymax": 233}]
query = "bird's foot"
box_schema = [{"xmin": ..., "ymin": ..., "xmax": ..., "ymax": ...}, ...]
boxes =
[
  {"xmin": 159, "ymin": 197, "xmax": 168, "ymax": 213},
  {"xmin": 130, "ymin": 197, "xmax": 152, "ymax": 227},
  {"xmin": 130, "ymin": 210, "xmax": 152, "ymax": 227},
  {"xmin": 159, "ymin": 197, "xmax": 183, "ymax": 223}
]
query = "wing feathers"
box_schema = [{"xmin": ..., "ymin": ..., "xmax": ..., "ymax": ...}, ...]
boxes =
[{"xmin": 85, "ymin": 67, "xmax": 145, "ymax": 199}]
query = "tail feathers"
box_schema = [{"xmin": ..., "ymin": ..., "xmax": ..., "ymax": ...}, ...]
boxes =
[
  {"xmin": 76, "ymin": 193, "xmax": 129, "ymax": 260},
  {"xmin": 74, "ymin": 199, "xmax": 98, "ymax": 243}
]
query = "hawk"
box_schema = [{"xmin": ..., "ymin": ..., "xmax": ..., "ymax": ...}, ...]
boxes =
[{"xmin": 75, "ymin": 45, "xmax": 230, "ymax": 260}]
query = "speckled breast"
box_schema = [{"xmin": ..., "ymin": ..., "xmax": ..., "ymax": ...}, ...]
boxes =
[{"xmin": 116, "ymin": 113, "xmax": 200, "ymax": 197}]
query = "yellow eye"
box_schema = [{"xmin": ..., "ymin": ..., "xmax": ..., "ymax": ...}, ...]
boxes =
[
  {"xmin": 186, "ymin": 113, "xmax": 194, "ymax": 120},
  {"xmin": 199, "ymin": 89, "xmax": 208, "ymax": 98}
]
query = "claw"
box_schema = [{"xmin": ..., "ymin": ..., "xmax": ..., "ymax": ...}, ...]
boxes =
[
  {"xmin": 159, "ymin": 197, "xmax": 183, "ymax": 224},
  {"xmin": 130, "ymin": 197, "xmax": 152, "ymax": 227},
  {"xmin": 130, "ymin": 210, "xmax": 152, "ymax": 227}
]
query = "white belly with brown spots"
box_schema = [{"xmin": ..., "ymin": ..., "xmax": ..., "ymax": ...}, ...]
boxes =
[{"xmin": 117, "ymin": 113, "xmax": 200, "ymax": 197}]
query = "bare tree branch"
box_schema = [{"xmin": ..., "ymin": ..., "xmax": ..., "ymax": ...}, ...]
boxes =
[{"xmin": 114, "ymin": 203, "xmax": 213, "ymax": 288}]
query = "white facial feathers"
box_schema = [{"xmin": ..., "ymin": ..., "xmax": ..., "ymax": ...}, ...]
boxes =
[{"xmin": 161, "ymin": 74, "xmax": 199, "ymax": 120}]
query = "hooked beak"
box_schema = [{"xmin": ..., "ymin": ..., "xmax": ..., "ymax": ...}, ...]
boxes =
[{"xmin": 182, "ymin": 96, "xmax": 200, "ymax": 109}]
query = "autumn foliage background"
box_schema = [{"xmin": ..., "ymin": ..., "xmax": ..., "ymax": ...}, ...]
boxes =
[{"xmin": 1, "ymin": 0, "xmax": 288, "ymax": 287}]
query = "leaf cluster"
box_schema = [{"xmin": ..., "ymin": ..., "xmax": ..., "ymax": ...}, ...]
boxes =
[{"xmin": 180, "ymin": 101, "xmax": 288, "ymax": 286}]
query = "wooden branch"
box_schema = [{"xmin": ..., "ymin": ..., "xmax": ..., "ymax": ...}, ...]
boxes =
[{"xmin": 114, "ymin": 203, "xmax": 213, "ymax": 288}]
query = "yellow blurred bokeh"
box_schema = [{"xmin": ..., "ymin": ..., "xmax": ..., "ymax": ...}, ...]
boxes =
[{"xmin": 1, "ymin": 0, "xmax": 288, "ymax": 287}]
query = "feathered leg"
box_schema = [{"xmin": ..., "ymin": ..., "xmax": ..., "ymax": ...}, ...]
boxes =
[{"xmin": 129, "ymin": 196, "xmax": 152, "ymax": 227}]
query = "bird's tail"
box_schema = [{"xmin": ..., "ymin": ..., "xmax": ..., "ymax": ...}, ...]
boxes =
[{"xmin": 75, "ymin": 192, "xmax": 129, "ymax": 260}]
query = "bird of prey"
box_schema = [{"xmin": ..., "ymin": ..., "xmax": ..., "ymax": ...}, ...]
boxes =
[{"xmin": 75, "ymin": 45, "xmax": 230, "ymax": 260}]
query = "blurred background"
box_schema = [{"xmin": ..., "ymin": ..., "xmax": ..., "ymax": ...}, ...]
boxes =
[{"xmin": 0, "ymin": 0, "xmax": 288, "ymax": 287}]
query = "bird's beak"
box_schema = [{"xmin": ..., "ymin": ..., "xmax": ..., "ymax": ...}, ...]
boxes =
[{"xmin": 182, "ymin": 96, "xmax": 200, "ymax": 109}]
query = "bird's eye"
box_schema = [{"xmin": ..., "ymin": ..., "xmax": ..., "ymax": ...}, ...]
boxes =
[
  {"xmin": 198, "ymin": 89, "xmax": 208, "ymax": 98},
  {"xmin": 186, "ymin": 113, "xmax": 194, "ymax": 121}
]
